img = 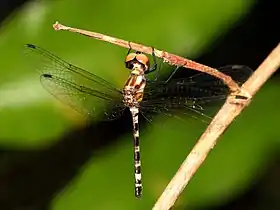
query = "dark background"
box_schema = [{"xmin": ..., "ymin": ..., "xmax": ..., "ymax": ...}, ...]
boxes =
[{"xmin": 0, "ymin": 0, "xmax": 279, "ymax": 210}]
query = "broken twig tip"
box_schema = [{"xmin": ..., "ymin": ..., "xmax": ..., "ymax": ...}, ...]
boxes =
[
  {"xmin": 53, "ymin": 21, "xmax": 60, "ymax": 30},
  {"xmin": 53, "ymin": 21, "xmax": 66, "ymax": 31}
]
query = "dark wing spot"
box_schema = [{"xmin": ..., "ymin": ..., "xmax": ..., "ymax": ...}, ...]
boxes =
[
  {"xmin": 26, "ymin": 43, "xmax": 36, "ymax": 49},
  {"xmin": 235, "ymin": 95, "xmax": 248, "ymax": 100},
  {"xmin": 42, "ymin": 73, "xmax": 53, "ymax": 78}
]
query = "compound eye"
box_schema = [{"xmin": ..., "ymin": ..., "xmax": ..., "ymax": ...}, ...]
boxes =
[
  {"xmin": 136, "ymin": 54, "xmax": 150, "ymax": 70},
  {"xmin": 125, "ymin": 53, "xmax": 137, "ymax": 63}
]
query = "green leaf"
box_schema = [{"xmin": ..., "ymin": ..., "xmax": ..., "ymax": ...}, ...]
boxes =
[{"xmin": 3, "ymin": 0, "xmax": 275, "ymax": 210}]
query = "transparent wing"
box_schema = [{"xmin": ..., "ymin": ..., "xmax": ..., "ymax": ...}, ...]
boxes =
[
  {"xmin": 140, "ymin": 65, "xmax": 253, "ymax": 123},
  {"xmin": 26, "ymin": 44, "xmax": 125, "ymax": 120}
]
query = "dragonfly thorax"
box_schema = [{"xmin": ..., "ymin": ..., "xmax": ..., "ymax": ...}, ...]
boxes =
[
  {"xmin": 123, "ymin": 73, "xmax": 146, "ymax": 108},
  {"xmin": 123, "ymin": 89, "xmax": 141, "ymax": 108}
]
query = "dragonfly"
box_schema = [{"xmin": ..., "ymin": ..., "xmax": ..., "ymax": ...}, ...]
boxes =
[{"xmin": 25, "ymin": 43, "xmax": 252, "ymax": 198}]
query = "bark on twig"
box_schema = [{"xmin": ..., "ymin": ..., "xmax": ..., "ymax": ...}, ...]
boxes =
[{"xmin": 53, "ymin": 21, "xmax": 248, "ymax": 96}]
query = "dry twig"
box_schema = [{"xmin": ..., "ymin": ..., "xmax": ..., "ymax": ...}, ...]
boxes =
[
  {"xmin": 53, "ymin": 21, "xmax": 249, "ymax": 97},
  {"xmin": 153, "ymin": 43, "xmax": 280, "ymax": 210},
  {"xmin": 52, "ymin": 21, "xmax": 280, "ymax": 209}
]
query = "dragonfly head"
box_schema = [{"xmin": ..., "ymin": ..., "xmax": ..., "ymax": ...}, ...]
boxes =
[{"xmin": 125, "ymin": 52, "xmax": 150, "ymax": 72}]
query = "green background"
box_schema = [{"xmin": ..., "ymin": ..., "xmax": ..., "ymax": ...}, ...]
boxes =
[{"xmin": 1, "ymin": 0, "xmax": 279, "ymax": 209}]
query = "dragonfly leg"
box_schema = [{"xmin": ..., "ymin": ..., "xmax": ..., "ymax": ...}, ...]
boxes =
[
  {"xmin": 148, "ymin": 47, "xmax": 158, "ymax": 73},
  {"xmin": 146, "ymin": 47, "xmax": 162, "ymax": 82},
  {"xmin": 164, "ymin": 65, "xmax": 180, "ymax": 83},
  {"xmin": 127, "ymin": 41, "xmax": 132, "ymax": 55},
  {"xmin": 164, "ymin": 61, "xmax": 189, "ymax": 83},
  {"xmin": 146, "ymin": 47, "xmax": 158, "ymax": 74},
  {"xmin": 146, "ymin": 62, "xmax": 180, "ymax": 84}
]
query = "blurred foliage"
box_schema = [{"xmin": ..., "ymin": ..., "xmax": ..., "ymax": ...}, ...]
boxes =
[{"xmin": 1, "ymin": 0, "xmax": 279, "ymax": 210}]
